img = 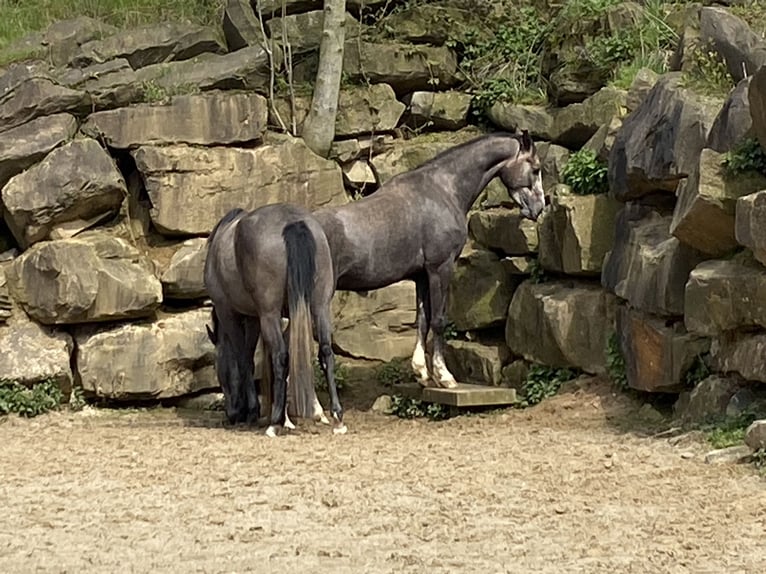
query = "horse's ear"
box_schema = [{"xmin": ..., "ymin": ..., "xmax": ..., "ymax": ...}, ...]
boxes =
[
  {"xmin": 206, "ymin": 324, "xmax": 217, "ymax": 345},
  {"xmin": 520, "ymin": 129, "xmax": 532, "ymax": 152}
]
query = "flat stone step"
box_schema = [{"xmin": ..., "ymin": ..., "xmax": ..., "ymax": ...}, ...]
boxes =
[{"xmin": 393, "ymin": 382, "xmax": 517, "ymax": 408}]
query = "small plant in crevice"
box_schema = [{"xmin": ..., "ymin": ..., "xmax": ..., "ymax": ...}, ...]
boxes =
[
  {"xmin": 700, "ymin": 412, "xmax": 757, "ymax": 450},
  {"xmin": 313, "ymin": 359, "xmax": 348, "ymax": 393},
  {"xmin": 529, "ymin": 258, "xmax": 548, "ymax": 284},
  {"xmin": 375, "ymin": 358, "xmax": 416, "ymax": 387},
  {"xmin": 390, "ymin": 394, "xmax": 451, "ymax": 421},
  {"xmin": 681, "ymin": 41, "xmax": 733, "ymax": 97},
  {"xmin": 0, "ymin": 379, "xmax": 63, "ymax": 418},
  {"xmin": 68, "ymin": 386, "xmax": 87, "ymax": 412},
  {"xmin": 723, "ymin": 138, "xmax": 766, "ymax": 177},
  {"xmin": 682, "ymin": 353, "xmax": 711, "ymax": 388},
  {"xmin": 561, "ymin": 148, "xmax": 609, "ymax": 195},
  {"xmin": 444, "ymin": 321, "xmax": 458, "ymax": 341},
  {"xmin": 606, "ymin": 332, "xmax": 629, "ymax": 391},
  {"xmin": 517, "ymin": 364, "xmax": 579, "ymax": 408}
]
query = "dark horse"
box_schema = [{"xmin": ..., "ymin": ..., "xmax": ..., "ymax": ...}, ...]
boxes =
[
  {"xmin": 312, "ymin": 130, "xmax": 544, "ymax": 389},
  {"xmin": 203, "ymin": 203, "xmax": 344, "ymax": 437}
]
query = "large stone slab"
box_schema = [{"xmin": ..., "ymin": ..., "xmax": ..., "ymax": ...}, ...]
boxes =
[
  {"xmin": 506, "ymin": 280, "xmax": 616, "ymax": 374},
  {"xmin": 0, "ymin": 264, "xmax": 12, "ymax": 324},
  {"xmin": 222, "ymin": 0, "xmax": 261, "ymax": 51},
  {"xmin": 537, "ymin": 185, "xmax": 621, "ymax": 276},
  {"xmin": 70, "ymin": 22, "xmax": 226, "ymax": 69},
  {"xmin": 0, "ymin": 311, "xmax": 73, "ymax": 389},
  {"xmin": 486, "ymin": 104, "xmax": 554, "ymax": 141},
  {"xmin": 271, "ymin": 83, "xmax": 405, "ymax": 137},
  {"xmin": 0, "ymin": 62, "xmax": 89, "ymax": 134},
  {"xmin": 2, "ymin": 139, "xmax": 127, "ymax": 248},
  {"xmin": 131, "ymin": 136, "xmax": 347, "ymax": 236},
  {"xmin": 448, "ymin": 246, "xmax": 521, "ymax": 332},
  {"xmin": 582, "ymin": 117, "xmax": 622, "ymax": 164},
  {"xmin": 671, "ymin": 148, "xmax": 766, "ymax": 256},
  {"xmin": 331, "ymin": 281, "xmax": 416, "ymax": 362},
  {"xmin": 608, "ymin": 73, "xmax": 722, "ymax": 202},
  {"xmin": 711, "ymin": 332, "xmax": 766, "ymax": 384},
  {"xmin": 0, "ymin": 113, "xmax": 77, "ymax": 189},
  {"xmin": 159, "ymin": 239, "xmax": 208, "ymax": 300},
  {"xmin": 467, "ymin": 208, "xmax": 538, "ymax": 256},
  {"xmin": 267, "ymin": 9, "xmax": 361, "ymax": 53},
  {"xmin": 551, "ymin": 86, "xmax": 627, "ymax": 149},
  {"xmin": 538, "ymin": 143, "xmax": 570, "ymax": 191},
  {"xmin": 5, "ymin": 233, "xmax": 163, "ymax": 325},
  {"xmin": 402, "ymin": 90, "xmax": 472, "ymax": 131},
  {"xmin": 699, "ymin": 6, "xmax": 766, "ymax": 83},
  {"xmin": 602, "ymin": 206, "xmax": 707, "ymax": 317},
  {"xmin": 75, "ymin": 308, "xmax": 216, "ymax": 400},
  {"xmin": 82, "ymin": 91, "xmax": 269, "ymax": 149},
  {"xmin": 736, "ymin": 190, "xmax": 766, "ymax": 266},
  {"xmin": 617, "ymin": 305, "xmax": 710, "ymax": 393},
  {"xmin": 626, "ymin": 67, "xmax": 659, "ymax": 113},
  {"xmin": 444, "ymin": 339, "xmax": 510, "ymax": 386},
  {"xmin": 55, "ymin": 59, "xmax": 142, "ymax": 111},
  {"xmin": 751, "ymin": 65, "xmax": 766, "ymax": 150},
  {"xmin": 685, "ymin": 256, "xmax": 766, "ymax": 336},
  {"xmin": 342, "ymin": 41, "xmax": 460, "ymax": 95},
  {"xmin": 706, "ymin": 77, "xmax": 753, "ymax": 153}
]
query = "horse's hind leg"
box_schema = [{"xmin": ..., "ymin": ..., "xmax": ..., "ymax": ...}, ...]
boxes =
[
  {"xmin": 315, "ymin": 305, "xmax": 346, "ymax": 434},
  {"xmin": 261, "ymin": 313, "xmax": 289, "ymax": 438},
  {"xmin": 411, "ymin": 272, "xmax": 432, "ymax": 386},
  {"xmin": 242, "ymin": 317, "xmax": 261, "ymax": 425},
  {"xmin": 426, "ymin": 260, "xmax": 459, "ymax": 389}
]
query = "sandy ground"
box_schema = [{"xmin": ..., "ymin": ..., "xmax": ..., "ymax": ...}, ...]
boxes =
[{"xmin": 0, "ymin": 377, "xmax": 764, "ymax": 574}]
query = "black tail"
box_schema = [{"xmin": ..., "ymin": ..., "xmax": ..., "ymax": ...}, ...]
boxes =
[{"xmin": 282, "ymin": 220, "xmax": 317, "ymax": 419}]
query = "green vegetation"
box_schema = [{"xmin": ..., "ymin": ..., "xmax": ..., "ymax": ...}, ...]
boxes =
[
  {"xmin": 680, "ymin": 41, "xmax": 734, "ymax": 97},
  {"xmin": 0, "ymin": 0, "xmax": 223, "ymax": 50},
  {"xmin": 517, "ymin": 364, "xmax": 578, "ymax": 407},
  {"xmin": 0, "ymin": 379, "xmax": 64, "ymax": 418},
  {"xmin": 605, "ymin": 332, "xmax": 629, "ymax": 391},
  {"xmin": 313, "ymin": 359, "xmax": 348, "ymax": 393},
  {"xmin": 528, "ymin": 258, "xmax": 548, "ymax": 284},
  {"xmin": 723, "ymin": 138, "xmax": 766, "ymax": 177},
  {"xmin": 561, "ymin": 148, "xmax": 610, "ymax": 195},
  {"xmin": 375, "ymin": 357, "xmax": 416, "ymax": 387},
  {"xmin": 390, "ymin": 394, "xmax": 451, "ymax": 421},
  {"xmin": 140, "ymin": 79, "xmax": 201, "ymax": 104},
  {"xmin": 682, "ymin": 353, "xmax": 711, "ymax": 388},
  {"xmin": 701, "ymin": 412, "xmax": 757, "ymax": 450}
]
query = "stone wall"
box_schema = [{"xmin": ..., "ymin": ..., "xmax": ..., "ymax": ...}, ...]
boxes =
[{"xmin": 1, "ymin": 1, "xmax": 766, "ymax": 415}]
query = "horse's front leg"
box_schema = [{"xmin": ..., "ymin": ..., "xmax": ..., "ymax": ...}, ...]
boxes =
[
  {"xmin": 426, "ymin": 261, "xmax": 459, "ymax": 389},
  {"xmin": 411, "ymin": 273, "xmax": 432, "ymax": 386}
]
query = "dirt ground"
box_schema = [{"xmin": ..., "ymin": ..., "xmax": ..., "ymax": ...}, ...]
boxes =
[{"xmin": 1, "ymin": 376, "xmax": 764, "ymax": 574}]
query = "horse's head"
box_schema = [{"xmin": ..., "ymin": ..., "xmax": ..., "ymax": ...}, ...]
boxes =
[
  {"xmin": 207, "ymin": 308, "xmax": 245, "ymax": 424},
  {"xmin": 498, "ymin": 129, "xmax": 545, "ymax": 221}
]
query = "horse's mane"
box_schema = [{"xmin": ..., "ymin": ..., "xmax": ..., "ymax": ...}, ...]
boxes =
[
  {"xmin": 207, "ymin": 207, "xmax": 246, "ymax": 245},
  {"xmin": 413, "ymin": 131, "xmax": 523, "ymax": 171}
]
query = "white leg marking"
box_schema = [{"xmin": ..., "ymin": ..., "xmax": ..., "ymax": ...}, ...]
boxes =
[
  {"xmin": 313, "ymin": 395, "xmax": 330, "ymax": 425},
  {"xmin": 284, "ymin": 410, "xmax": 296, "ymax": 431},
  {"xmin": 411, "ymin": 337, "xmax": 430, "ymax": 384},
  {"xmin": 265, "ymin": 425, "xmax": 280, "ymax": 438},
  {"xmin": 332, "ymin": 413, "xmax": 348, "ymax": 435},
  {"xmin": 432, "ymin": 350, "xmax": 458, "ymax": 389}
]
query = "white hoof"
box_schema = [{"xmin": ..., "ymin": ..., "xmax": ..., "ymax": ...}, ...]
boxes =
[
  {"xmin": 316, "ymin": 412, "xmax": 331, "ymax": 425},
  {"xmin": 265, "ymin": 425, "xmax": 280, "ymax": 438},
  {"xmin": 284, "ymin": 412, "xmax": 296, "ymax": 431},
  {"xmin": 332, "ymin": 424, "xmax": 348, "ymax": 435}
]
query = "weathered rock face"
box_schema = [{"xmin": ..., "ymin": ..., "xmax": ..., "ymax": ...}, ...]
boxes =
[
  {"xmin": 0, "ymin": 113, "xmax": 77, "ymax": 189},
  {"xmin": 0, "ymin": 265, "xmax": 12, "ymax": 324},
  {"xmin": 331, "ymin": 281, "xmax": 416, "ymax": 362},
  {"xmin": 506, "ymin": 280, "xmax": 616, "ymax": 374},
  {"xmin": 267, "ymin": 9, "xmax": 361, "ymax": 53},
  {"xmin": 75, "ymin": 308, "xmax": 217, "ymax": 400},
  {"xmin": 745, "ymin": 420, "xmax": 766, "ymax": 451},
  {"xmin": 751, "ymin": 65, "xmax": 766, "ymax": 150},
  {"xmin": 736, "ymin": 190, "xmax": 766, "ymax": 267},
  {"xmin": 448, "ymin": 247, "xmax": 521, "ymax": 331},
  {"xmin": 467, "ymin": 208, "xmax": 538, "ymax": 256},
  {"xmin": 70, "ymin": 22, "xmax": 226, "ymax": 69},
  {"xmin": 617, "ymin": 305, "xmax": 710, "ymax": 393},
  {"xmin": 685, "ymin": 256, "xmax": 766, "ymax": 336},
  {"xmin": 445, "ymin": 339, "xmax": 511, "ymax": 386},
  {"xmin": 602, "ymin": 205, "xmax": 707, "ymax": 317},
  {"xmin": 671, "ymin": 148, "xmax": 766, "ymax": 257},
  {"xmin": 5, "ymin": 233, "xmax": 163, "ymax": 325},
  {"xmin": 341, "ymin": 160, "xmax": 377, "ymax": 191},
  {"xmin": 2, "ymin": 17, "xmax": 115, "ymax": 67},
  {"xmin": 706, "ymin": 78, "xmax": 752, "ymax": 153},
  {"xmin": 538, "ymin": 143, "xmax": 570, "ymax": 191},
  {"xmin": 403, "ymin": 90, "xmax": 472, "ymax": 131},
  {"xmin": 626, "ymin": 67, "xmax": 659, "ymax": 113},
  {"xmin": 608, "ymin": 73, "xmax": 721, "ymax": 202},
  {"xmin": 676, "ymin": 375, "xmax": 742, "ymax": 424},
  {"xmin": 82, "ymin": 91, "xmax": 269, "ymax": 148},
  {"xmin": 131, "ymin": 136, "xmax": 347, "ymax": 236},
  {"xmin": 2, "ymin": 139, "xmax": 127, "ymax": 248},
  {"xmin": 56, "ymin": 59, "xmax": 142, "ymax": 111},
  {"xmin": 699, "ymin": 6, "xmax": 766, "ymax": 83},
  {"xmin": 379, "ymin": 3, "xmax": 469, "ymax": 46},
  {"xmin": 222, "ymin": 0, "xmax": 261, "ymax": 51},
  {"xmin": 551, "ymin": 87, "xmax": 627, "ymax": 149},
  {"xmin": 160, "ymin": 239, "xmax": 208, "ymax": 300},
  {"xmin": 537, "ymin": 186, "xmax": 620, "ymax": 276},
  {"xmin": 0, "ymin": 312, "xmax": 73, "ymax": 388},
  {"xmin": 271, "ymin": 83, "xmax": 405, "ymax": 137},
  {"xmin": 712, "ymin": 332, "xmax": 766, "ymax": 384},
  {"xmin": 0, "ymin": 62, "xmax": 89, "ymax": 133},
  {"xmin": 342, "ymin": 41, "xmax": 460, "ymax": 95},
  {"xmin": 330, "ymin": 134, "xmax": 395, "ymax": 163},
  {"xmin": 487, "ymin": 104, "xmax": 555, "ymax": 141}
]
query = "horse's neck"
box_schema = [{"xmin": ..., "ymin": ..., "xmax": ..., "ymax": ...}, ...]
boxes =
[{"xmin": 448, "ymin": 138, "xmax": 519, "ymax": 213}]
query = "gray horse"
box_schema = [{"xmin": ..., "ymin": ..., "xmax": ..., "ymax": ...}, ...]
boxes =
[
  {"xmin": 313, "ymin": 130, "xmax": 544, "ymax": 389},
  {"xmin": 203, "ymin": 204, "xmax": 344, "ymax": 437}
]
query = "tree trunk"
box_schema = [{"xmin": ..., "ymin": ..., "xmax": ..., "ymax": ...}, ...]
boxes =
[{"xmin": 301, "ymin": 0, "xmax": 347, "ymax": 157}]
